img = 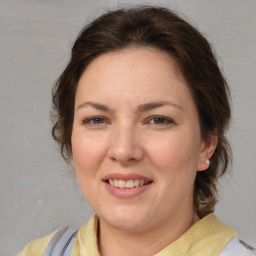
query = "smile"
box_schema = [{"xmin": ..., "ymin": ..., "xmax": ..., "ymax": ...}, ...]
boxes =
[
  {"xmin": 108, "ymin": 179, "xmax": 151, "ymax": 189},
  {"xmin": 103, "ymin": 174, "xmax": 153, "ymax": 198}
]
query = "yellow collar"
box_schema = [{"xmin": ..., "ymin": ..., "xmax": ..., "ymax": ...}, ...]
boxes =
[{"xmin": 72, "ymin": 214, "xmax": 237, "ymax": 256}]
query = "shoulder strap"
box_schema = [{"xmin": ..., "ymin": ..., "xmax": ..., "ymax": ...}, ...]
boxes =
[
  {"xmin": 43, "ymin": 227, "xmax": 78, "ymax": 256},
  {"xmin": 220, "ymin": 235, "xmax": 256, "ymax": 256}
]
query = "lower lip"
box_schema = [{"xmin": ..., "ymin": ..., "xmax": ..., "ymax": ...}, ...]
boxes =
[{"xmin": 104, "ymin": 182, "xmax": 151, "ymax": 199}]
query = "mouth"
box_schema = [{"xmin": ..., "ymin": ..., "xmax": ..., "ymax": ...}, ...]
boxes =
[
  {"xmin": 102, "ymin": 174, "xmax": 153, "ymax": 198},
  {"xmin": 105, "ymin": 179, "xmax": 152, "ymax": 189}
]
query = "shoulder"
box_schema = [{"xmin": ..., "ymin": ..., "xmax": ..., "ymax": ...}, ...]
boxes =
[
  {"xmin": 17, "ymin": 215, "xmax": 97, "ymax": 256},
  {"xmin": 18, "ymin": 227, "xmax": 78, "ymax": 256},
  {"xmin": 220, "ymin": 236, "xmax": 256, "ymax": 256},
  {"xmin": 17, "ymin": 230, "xmax": 57, "ymax": 256}
]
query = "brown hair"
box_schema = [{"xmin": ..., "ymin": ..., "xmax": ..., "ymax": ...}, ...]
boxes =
[{"xmin": 51, "ymin": 6, "xmax": 231, "ymax": 218}]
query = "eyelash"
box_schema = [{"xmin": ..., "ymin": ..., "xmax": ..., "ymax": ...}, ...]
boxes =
[
  {"xmin": 147, "ymin": 116, "xmax": 174, "ymax": 125},
  {"xmin": 82, "ymin": 116, "xmax": 109, "ymax": 126},
  {"xmin": 82, "ymin": 116, "xmax": 174, "ymax": 127}
]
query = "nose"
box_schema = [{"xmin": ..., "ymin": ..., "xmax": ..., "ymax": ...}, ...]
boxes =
[{"xmin": 107, "ymin": 125, "xmax": 144, "ymax": 164}]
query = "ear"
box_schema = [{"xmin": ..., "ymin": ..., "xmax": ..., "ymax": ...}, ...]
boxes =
[{"xmin": 197, "ymin": 135, "xmax": 218, "ymax": 171}]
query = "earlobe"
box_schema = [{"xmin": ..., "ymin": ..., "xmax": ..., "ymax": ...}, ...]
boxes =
[{"xmin": 197, "ymin": 135, "xmax": 218, "ymax": 171}]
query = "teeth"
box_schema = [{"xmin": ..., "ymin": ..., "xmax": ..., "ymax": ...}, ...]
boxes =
[
  {"xmin": 114, "ymin": 179, "xmax": 119, "ymax": 187},
  {"xmin": 108, "ymin": 179, "xmax": 150, "ymax": 188},
  {"xmin": 134, "ymin": 179, "xmax": 140, "ymax": 187},
  {"xmin": 126, "ymin": 180, "xmax": 134, "ymax": 188},
  {"xmin": 118, "ymin": 180, "xmax": 126, "ymax": 188}
]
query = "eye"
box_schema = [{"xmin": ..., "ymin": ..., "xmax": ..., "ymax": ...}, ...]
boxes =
[
  {"xmin": 87, "ymin": 117, "xmax": 105, "ymax": 124},
  {"xmin": 148, "ymin": 116, "xmax": 174, "ymax": 125},
  {"xmin": 82, "ymin": 116, "xmax": 109, "ymax": 126}
]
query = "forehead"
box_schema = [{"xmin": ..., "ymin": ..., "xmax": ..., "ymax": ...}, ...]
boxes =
[
  {"xmin": 75, "ymin": 47, "xmax": 194, "ymax": 111},
  {"xmin": 82, "ymin": 46, "xmax": 182, "ymax": 82}
]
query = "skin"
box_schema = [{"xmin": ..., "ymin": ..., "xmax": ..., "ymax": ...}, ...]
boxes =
[{"xmin": 71, "ymin": 47, "xmax": 217, "ymax": 256}]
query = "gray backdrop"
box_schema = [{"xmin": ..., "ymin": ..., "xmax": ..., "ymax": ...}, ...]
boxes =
[{"xmin": 0, "ymin": 0, "xmax": 255, "ymax": 255}]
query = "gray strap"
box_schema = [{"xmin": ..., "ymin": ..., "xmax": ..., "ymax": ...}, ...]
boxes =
[
  {"xmin": 220, "ymin": 236, "xmax": 256, "ymax": 256},
  {"xmin": 43, "ymin": 227, "xmax": 78, "ymax": 256}
]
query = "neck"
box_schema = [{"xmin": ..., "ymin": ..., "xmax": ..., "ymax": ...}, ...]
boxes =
[{"xmin": 98, "ymin": 211, "xmax": 200, "ymax": 256}]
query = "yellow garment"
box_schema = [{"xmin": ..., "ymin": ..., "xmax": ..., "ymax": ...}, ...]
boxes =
[
  {"xmin": 18, "ymin": 214, "xmax": 237, "ymax": 256},
  {"xmin": 17, "ymin": 230, "xmax": 57, "ymax": 256}
]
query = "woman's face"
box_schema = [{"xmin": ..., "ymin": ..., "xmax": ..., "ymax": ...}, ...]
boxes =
[{"xmin": 72, "ymin": 47, "xmax": 213, "ymax": 233}]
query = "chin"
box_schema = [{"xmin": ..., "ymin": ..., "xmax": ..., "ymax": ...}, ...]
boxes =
[{"xmin": 99, "ymin": 207, "xmax": 153, "ymax": 232}]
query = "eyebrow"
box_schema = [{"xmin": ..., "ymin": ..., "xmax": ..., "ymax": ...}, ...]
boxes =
[
  {"xmin": 76, "ymin": 101, "xmax": 111, "ymax": 111},
  {"xmin": 137, "ymin": 101, "xmax": 183, "ymax": 112},
  {"xmin": 76, "ymin": 101, "xmax": 183, "ymax": 112}
]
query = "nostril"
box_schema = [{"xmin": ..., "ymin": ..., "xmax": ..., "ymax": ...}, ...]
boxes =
[{"xmin": 107, "ymin": 142, "xmax": 144, "ymax": 164}]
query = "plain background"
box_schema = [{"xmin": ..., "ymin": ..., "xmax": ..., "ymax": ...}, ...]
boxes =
[{"xmin": 0, "ymin": 0, "xmax": 255, "ymax": 255}]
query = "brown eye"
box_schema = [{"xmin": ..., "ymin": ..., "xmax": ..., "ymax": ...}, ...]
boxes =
[
  {"xmin": 89, "ymin": 117, "xmax": 105, "ymax": 124},
  {"xmin": 82, "ymin": 116, "xmax": 107, "ymax": 125},
  {"xmin": 148, "ymin": 116, "xmax": 173, "ymax": 125}
]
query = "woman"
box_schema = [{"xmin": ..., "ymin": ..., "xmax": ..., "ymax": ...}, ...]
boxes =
[{"xmin": 19, "ymin": 6, "xmax": 255, "ymax": 256}]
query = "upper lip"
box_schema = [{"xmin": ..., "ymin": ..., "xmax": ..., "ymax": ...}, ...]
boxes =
[{"xmin": 102, "ymin": 173, "xmax": 152, "ymax": 182}]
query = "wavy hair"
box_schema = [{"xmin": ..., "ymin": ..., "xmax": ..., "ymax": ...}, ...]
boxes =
[{"xmin": 51, "ymin": 6, "xmax": 231, "ymax": 217}]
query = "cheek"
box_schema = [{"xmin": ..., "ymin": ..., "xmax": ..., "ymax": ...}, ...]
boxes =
[
  {"xmin": 72, "ymin": 132, "xmax": 106, "ymax": 173},
  {"xmin": 147, "ymin": 132, "xmax": 201, "ymax": 173},
  {"xmin": 71, "ymin": 133, "xmax": 104, "ymax": 202}
]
